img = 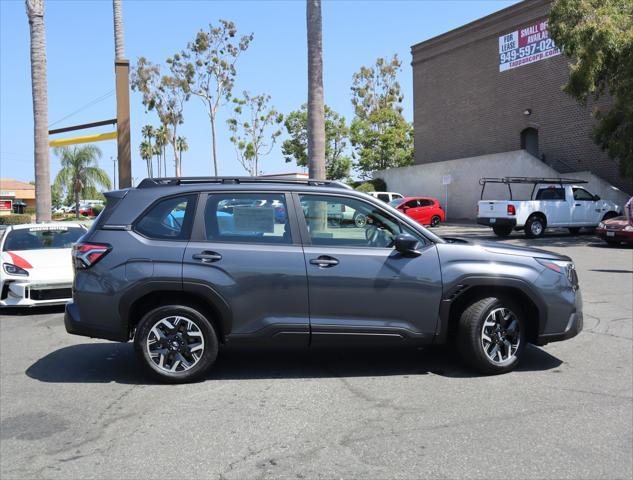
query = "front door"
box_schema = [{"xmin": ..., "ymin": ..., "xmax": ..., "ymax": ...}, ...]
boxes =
[
  {"xmin": 571, "ymin": 187, "xmax": 595, "ymax": 225},
  {"xmin": 296, "ymin": 193, "xmax": 443, "ymax": 345},
  {"xmin": 183, "ymin": 191, "xmax": 309, "ymax": 345}
]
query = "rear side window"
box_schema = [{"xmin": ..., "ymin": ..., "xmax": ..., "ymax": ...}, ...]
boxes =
[
  {"xmin": 377, "ymin": 194, "xmax": 390, "ymax": 202},
  {"xmin": 135, "ymin": 195, "xmax": 196, "ymax": 240},
  {"xmin": 204, "ymin": 193, "xmax": 291, "ymax": 244},
  {"xmin": 419, "ymin": 199, "xmax": 434, "ymax": 207},
  {"xmin": 535, "ymin": 188, "xmax": 565, "ymax": 201}
]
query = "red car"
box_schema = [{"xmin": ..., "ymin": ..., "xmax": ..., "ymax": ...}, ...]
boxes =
[
  {"xmin": 390, "ymin": 197, "xmax": 445, "ymax": 226},
  {"xmin": 596, "ymin": 216, "xmax": 633, "ymax": 246}
]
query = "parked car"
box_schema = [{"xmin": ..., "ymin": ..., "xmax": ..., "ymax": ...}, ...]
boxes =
[
  {"xmin": 390, "ymin": 197, "xmax": 445, "ymax": 227},
  {"xmin": 368, "ymin": 191, "xmax": 404, "ymax": 203},
  {"xmin": 477, "ymin": 177, "xmax": 621, "ymax": 238},
  {"xmin": 1, "ymin": 223, "xmax": 86, "ymax": 307},
  {"xmin": 595, "ymin": 216, "xmax": 633, "ymax": 246},
  {"xmin": 65, "ymin": 177, "xmax": 582, "ymax": 383}
]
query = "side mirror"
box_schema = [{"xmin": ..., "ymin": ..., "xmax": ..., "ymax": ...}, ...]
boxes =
[
  {"xmin": 394, "ymin": 233, "xmax": 421, "ymax": 256},
  {"xmin": 593, "ymin": 195, "xmax": 601, "ymax": 201}
]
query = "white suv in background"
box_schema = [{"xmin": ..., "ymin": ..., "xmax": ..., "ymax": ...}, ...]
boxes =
[{"xmin": 368, "ymin": 191, "xmax": 404, "ymax": 203}]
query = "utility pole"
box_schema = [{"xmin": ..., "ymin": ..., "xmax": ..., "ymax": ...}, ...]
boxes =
[
  {"xmin": 113, "ymin": 0, "xmax": 131, "ymax": 188},
  {"xmin": 111, "ymin": 156, "xmax": 117, "ymax": 189}
]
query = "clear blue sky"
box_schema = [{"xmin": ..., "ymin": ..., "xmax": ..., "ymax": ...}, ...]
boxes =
[{"xmin": 1, "ymin": 0, "xmax": 519, "ymax": 185}]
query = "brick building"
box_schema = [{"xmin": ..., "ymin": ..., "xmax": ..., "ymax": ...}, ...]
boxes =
[{"xmin": 411, "ymin": 0, "xmax": 631, "ymax": 193}]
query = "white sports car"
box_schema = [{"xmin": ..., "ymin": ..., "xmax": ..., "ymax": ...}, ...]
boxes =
[{"xmin": 0, "ymin": 222, "xmax": 86, "ymax": 307}]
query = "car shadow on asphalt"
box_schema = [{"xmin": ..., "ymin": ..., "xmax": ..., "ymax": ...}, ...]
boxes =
[{"xmin": 25, "ymin": 343, "xmax": 561, "ymax": 385}]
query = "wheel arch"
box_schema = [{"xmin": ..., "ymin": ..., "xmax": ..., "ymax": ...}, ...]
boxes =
[
  {"xmin": 527, "ymin": 211, "xmax": 547, "ymax": 227},
  {"xmin": 122, "ymin": 281, "xmax": 232, "ymax": 342},
  {"xmin": 602, "ymin": 211, "xmax": 619, "ymax": 221},
  {"xmin": 438, "ymin": 280, "xmax": 543, "ymax": 345}
]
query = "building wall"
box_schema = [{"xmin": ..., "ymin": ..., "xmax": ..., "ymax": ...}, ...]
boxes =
[
  {"xmin": 411, "ymin": 0, "xmax": 631, "ymax": 193},
  {"xmin": 375, "ymin": 150, "xmax": 630, "ymax": 220}
]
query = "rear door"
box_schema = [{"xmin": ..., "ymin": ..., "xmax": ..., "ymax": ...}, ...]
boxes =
[
  {"xmin": 295, "ymin": 193, "xmax": 442, "ymax": 345},
  {"xmin": 183, "ymin": 191, "xmax": 309, "ymax": 345}
]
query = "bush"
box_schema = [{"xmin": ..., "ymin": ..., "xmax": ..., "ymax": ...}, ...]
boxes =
[
  {"xmin": 91, "ymin": 205, "xmax": 104, "ymax": 216},
  {"xmin": 25, "ymin": 207, "xmax": 36, "ymax": 215},
  {"xmin": 355, "ymin": 182, "xmax": 376, "ymax": 193},
  {"xmin": 349, "ymin": 178, "xmax": 388, "ymax": 192},
  {"xmin": 0, "ymin": 214, "xmax": 32, "ymax": 225}
]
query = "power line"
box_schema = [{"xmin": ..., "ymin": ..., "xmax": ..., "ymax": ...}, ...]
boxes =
[{"xmin": 48, "ymin": 90, "xmax": 115, "ymax": 128}]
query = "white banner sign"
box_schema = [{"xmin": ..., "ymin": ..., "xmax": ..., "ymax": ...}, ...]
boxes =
[{"xmin": 499, "ymin": 20, "xmax": 561, "ymax": 72}]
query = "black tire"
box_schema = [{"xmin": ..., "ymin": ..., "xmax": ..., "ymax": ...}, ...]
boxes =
[
  {"xmin": 430, "ymin": 215, "xmax": 441, "ymax": 227},
  {"xmin": 525, "ymin": 215, "xmax": 546, "ymax": 238},
  {"xmin": 606, "ymin": 239, "xmax": 620, "ymax": 247},
  {"xmin": 457, "ymin": 297, "xmax": 526, "ymax": 375},
  {"xmin": 492, "ymin": 225, "xmax": 513, "ymax": 237},
  {"xmin": 568, "ymin": 227, "xmax": 581, "ymax": 235},
  {"xmin": 134, "ymin": 305, "xmax": 219, "ymax": 383}
]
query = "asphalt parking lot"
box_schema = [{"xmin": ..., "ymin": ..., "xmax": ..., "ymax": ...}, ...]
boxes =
[{"xmin": 1, "ymin": 224, "xmax": 631, "ymax": 480}]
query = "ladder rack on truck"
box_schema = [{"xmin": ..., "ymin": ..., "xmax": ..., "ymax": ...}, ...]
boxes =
[{"xmin": 479, "ymin": 177, "xmax": 587, "ymax": 200}]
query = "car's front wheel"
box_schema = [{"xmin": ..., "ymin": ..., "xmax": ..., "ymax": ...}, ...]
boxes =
[
  {"xmin": 134, "ymin": 305, "xmax": 219, "ymax": 383},
  {"xmin": 457, "ymin": 297, "xmax": 525, "ymax": 374}
]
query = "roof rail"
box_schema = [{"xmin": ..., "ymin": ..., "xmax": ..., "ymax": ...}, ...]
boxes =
[
  {"xmin": 479, "ymin": 176, "xmax": 587, "ymax": 185},
  {"xmin": 137, "ymin": 176, "xmax": 352, "ymax": 190}
]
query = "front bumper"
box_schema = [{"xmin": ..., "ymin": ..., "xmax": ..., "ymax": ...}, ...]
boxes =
[
  {"xmin": 0, "ymin": 280, "xmax": 72, "ymax": 307},
  {"xmin": 536, "ymin": 287, "xmax": 583, "ymax": 346},
  {"xmin": 477, "ymin": 217, "xmax": 517, "ymax": 228},
  {"xmin": 596, "ymin": 228, "xmax": 633, "ymax": 244}
]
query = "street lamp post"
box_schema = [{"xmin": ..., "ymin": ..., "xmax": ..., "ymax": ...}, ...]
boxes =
[{"xmin": 111, "ymin": 156, "xmax": 118, "ymax": 190}]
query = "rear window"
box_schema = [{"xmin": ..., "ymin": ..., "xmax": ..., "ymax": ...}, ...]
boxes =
[
  {"xmin": 535, "ymin": 188, "xmax": 565, "ymax": 201},
  {"xmin": 134, "ymin": 195, "xmax": 196, "ymax": 240},
  {"xmin": 3, "ymin": 226, "xmax": 85, "ymax": 251}
]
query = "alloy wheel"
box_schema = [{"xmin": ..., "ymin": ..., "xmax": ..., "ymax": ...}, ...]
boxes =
[
  {"xmin": 480, "ymin": 307, "xmax": 520, "ymax": 364},
  {"xmin": 146, "ymin": 316, "xmax": 205, "ymax": 373}
]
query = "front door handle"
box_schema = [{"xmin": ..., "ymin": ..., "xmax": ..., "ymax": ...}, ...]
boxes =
[
  {"xmin": 575, "ymin": 203, "xmax": 581, "ymax": 207},
  {"xmin": 309, "ymin": 256, "xmax": 339, "ymax": 268},
  {"xmin": 192, "ymin": 251, "xmax": 222, "ymax": 263}
]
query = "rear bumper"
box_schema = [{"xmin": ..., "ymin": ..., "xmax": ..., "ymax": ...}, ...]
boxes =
[
  {"xmin": 477, "ymin": 217, "xmax": 517, "ymax": 228},
  {"xmin": 65, "ymin": 302, "xmax": 128, "ymax": 341}
]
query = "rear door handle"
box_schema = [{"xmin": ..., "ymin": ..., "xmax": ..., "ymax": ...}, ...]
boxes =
[
  {"xmin": 309, "ymin": 256, "xmax": 339, "ymax": 268},
  {"xmin": 192, "ymin": 251, "xmax": 222, "ymax": 263}
]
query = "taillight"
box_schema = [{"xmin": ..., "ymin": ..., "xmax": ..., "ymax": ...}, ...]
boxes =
[
  {"xmin": 507, "ymin": 204, "xmax": 516, "ymax": 215},
  {"xmin": 72, "ymin": 243, "xmax": 111, "ymax": 269}
]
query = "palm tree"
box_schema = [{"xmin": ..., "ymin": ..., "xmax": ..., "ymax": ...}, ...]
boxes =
[
  {"xmin": 155, "ymin": 125, "xmax": 169, "ymax": 177},
  {"xmin": 176, "ymin": 136, "xmax": 188, "ymax": 174},
  {"xmin": 139, "ymin": 141, "xmax": 153, "ymax": 177},
  {"xmin": 307, "ymin": 0, "xmax": 326, "ymax": 181},
  {"xmin": 54, "ymin": 145, "xmax": 112, "ymax": 219},
  {"xmin": 112, "ymin": 0, "xmax": 125, "ymax": 61},
  {"xmin": 26, "ymin": 0, "xmax": 51, "ymax": 222}
]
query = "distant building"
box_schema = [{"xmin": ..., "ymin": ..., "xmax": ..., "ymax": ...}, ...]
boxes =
[
  {"xmin": 410, "ymin": 0, "xmax": 630, "ymax": 193},
  {"xmin": 0, "ymin": 179, "xmax": 35, "ymax": 215}
]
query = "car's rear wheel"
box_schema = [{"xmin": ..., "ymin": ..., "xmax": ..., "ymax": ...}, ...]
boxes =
[
  {"xmin": 134, "ymin": 305, "xmax": 218, "ymax": 383},
  {"xmin": 492, "ymin": 225, "xmax": 512, "ymax": 237},
  {"xmin": 525, "ymin": 215, "xmax": 546, "ymax": 238},
  {"xmin": 457, "ymin": 297, "xmax": 526, "ymax": 375},
  {"xmin": 430, "ymin": 215, "xmax": 441, "ymax": 227},
  {"xmin": 354, "ymin": 213, "xmax": 367, "ymax": 228}
]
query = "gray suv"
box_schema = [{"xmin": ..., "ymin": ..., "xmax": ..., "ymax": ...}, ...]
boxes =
[{"xmin": 65, "ymin": 177, "xmax": 582, "ymax": 382}]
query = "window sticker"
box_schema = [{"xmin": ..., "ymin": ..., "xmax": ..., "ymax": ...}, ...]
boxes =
[{"xmin": 233, "ymin": 207, "xmax": 275, "ymax": 233}]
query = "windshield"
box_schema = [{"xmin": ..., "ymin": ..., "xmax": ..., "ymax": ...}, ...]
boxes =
[
  {"xmin": 389, "ymin": 199, "xmax": 404, "ymax": 207},
  {"xmin": 3, "ymin": 226, "xmax": 84, "ymax": 251}
]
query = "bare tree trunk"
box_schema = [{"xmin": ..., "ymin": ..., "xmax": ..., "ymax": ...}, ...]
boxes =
[
  {"xmin": 307, "ymin": 0, "xmax": 326, "ymax": 181},
  {"xmin": 172, "ymin": 141, "xmax": 180, "ymax": 177},
  {"xmin": 112, "ymin": 0, "xmax": 125, "ymax": 61},
  {"xmin": 26, "ymin": 0, "xmax": 51, "ymax": 222},
  {"xmin": 210, "ymin": 115, "xmax": 218, "ymax": 176}
]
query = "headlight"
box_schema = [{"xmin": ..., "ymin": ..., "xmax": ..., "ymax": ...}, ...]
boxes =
[
  {"xmin": 598, "ymin": 222, "xmax": 605, "ymax": 229},
  {"xmin": 536, "ymin": 258, "xmax": 578, "ymax": 288},
  {"xmin": 3, "ymin": 263, "xmax": 29, "ymax": 276},
  {"xmin": 624, "ymin": 225, "xmax": 633, "ymax": 232}
]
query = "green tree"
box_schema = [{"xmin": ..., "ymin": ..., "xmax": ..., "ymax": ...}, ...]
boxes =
[
  {"xmin": 131, "ymin": 57, "xmax": 189, "ymax": 176},
  {"xmin": 169, "ymin": 20, "xmax": 253, "ymax": 176},
  {"xmin": 176, "ymin": 136, "xmax": 188, "ymax": 170},
  {"xmin": 282, "ymin": 104, "xmax": 351, "ymax": 180},
  {"xmin": 349, "ymin": 55, "xmax": 413, "ymax": 177},
  {"xmin": 227, "ymin": 92, "xmax": 283, "ymax": 176},
  {"xmin": 53, "ymin": 146, "xmax": 112, "ymax": 219},
  {"xmin": 549, "ymin": 0, "xmax": 633, "ymax": 178},
  {"xmin": 140, "ymin": 124, "xmax": 155, "ymax": 177}
]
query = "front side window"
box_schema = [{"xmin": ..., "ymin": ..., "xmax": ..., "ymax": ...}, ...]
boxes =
[
  {"xmin": 573, "ymin": 188, "xmax": 594, "ymax": 201},
  {"xmin": 403, "ymin": 200, "xmax": 419, "ymax": 209},
  {"xmin": 3, "ymin": 226, "xmax": 84, "ymax": 251},
  {"xmin": 204, "ymin": 193, "xmax": 291, "ymax": 244},
  {"xmin": 299, "ymin": 194, "xmax": 412, "ymax": 248},
  {"xmin": 135, "ymin": 195, "xmax": 196, "ymax": 240}
]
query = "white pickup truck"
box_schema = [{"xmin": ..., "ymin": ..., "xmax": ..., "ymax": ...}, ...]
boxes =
[{"xmin": 476, "ymin": 177, "xmax": 621, "ymax": 238}]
